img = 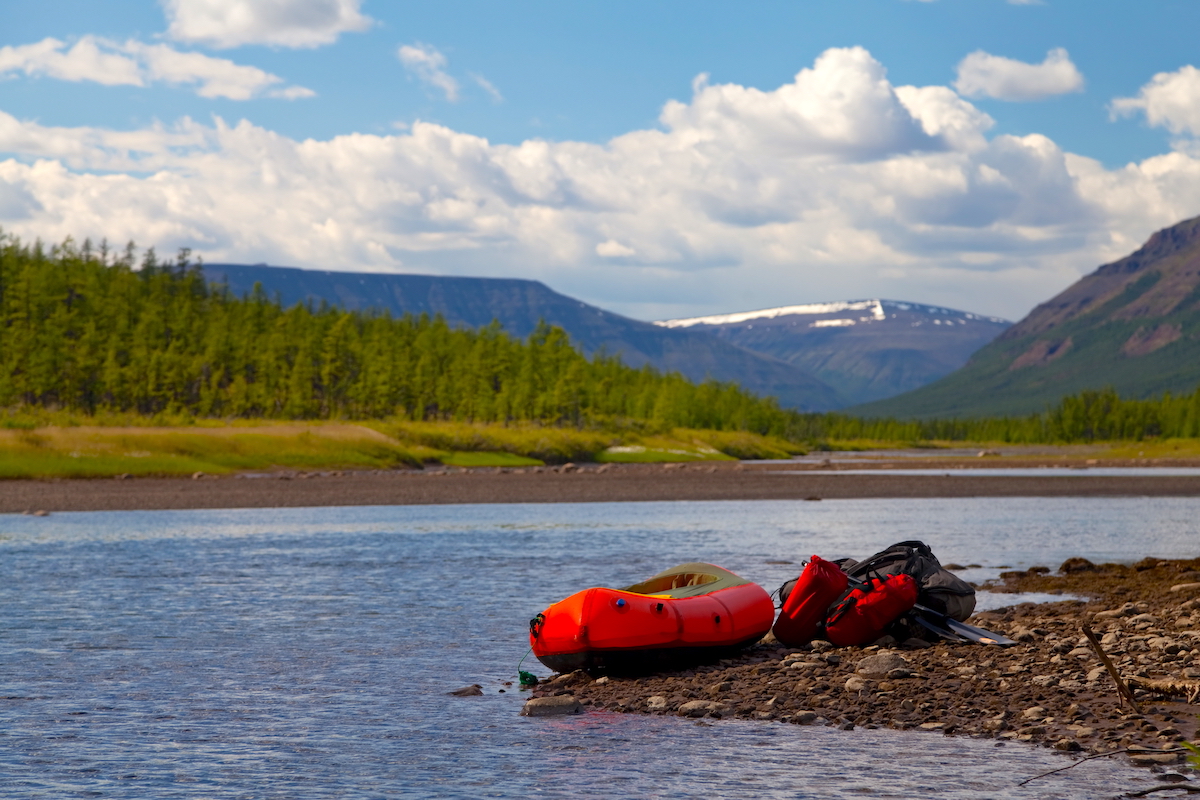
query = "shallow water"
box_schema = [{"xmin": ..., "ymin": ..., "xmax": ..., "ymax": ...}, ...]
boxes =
[
  {"xmin": 1, "ymin": 497, "xmax": 1196, "ymax": 798},
  {"xmin": 771, "ymin": 467, "xmax": 1200, "ymax": 477}
]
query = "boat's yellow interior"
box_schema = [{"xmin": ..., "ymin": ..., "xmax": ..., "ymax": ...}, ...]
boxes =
[
  {"xmin": 623, "ymin": 572, "xmax": 719, "ymax": 598},
  {"xmin": 618, "ymin": 562, "xmax": 747, "ymax": 599}
]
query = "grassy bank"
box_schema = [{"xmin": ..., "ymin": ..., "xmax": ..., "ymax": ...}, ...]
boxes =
[
  {"xmin": 8, "ymin": 410, "xmax": 1195, "ymax": 480},
  {"xmin": 0, "ymin": 417, "xmax": 807, "ymax": 479}
]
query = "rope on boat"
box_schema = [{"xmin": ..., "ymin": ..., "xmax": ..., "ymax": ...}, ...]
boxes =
[{"xmin": 517, "ymin": 645, "xmax": 539, "ymax": 686}]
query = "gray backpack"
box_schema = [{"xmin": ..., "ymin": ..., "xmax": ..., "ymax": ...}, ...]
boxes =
[{"xmin": 839, "ymin": 540, "xmax": 976, "ymax": 621}]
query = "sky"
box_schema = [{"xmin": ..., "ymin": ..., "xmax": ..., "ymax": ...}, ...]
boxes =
[{"xmin": 3, "ymin": 1, "xmax": 1200, "ymax": 323}]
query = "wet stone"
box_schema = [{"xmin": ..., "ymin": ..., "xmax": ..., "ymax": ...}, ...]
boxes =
[
  {"xmin": 520, "ymin": 695, "xmax": 582, "ymax": 716},
  {"xmin": 678, "ymin": 700, "xmax": 726, "ymax": 718},
  {"xmin": 1127, "ymin": 751, "xmax": 1184, "ymax": 766}
]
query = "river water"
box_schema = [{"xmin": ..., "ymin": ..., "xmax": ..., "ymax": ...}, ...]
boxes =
[{"xmin": 1, "ymin": 497, "xmax": 1197, "ymax": 798}]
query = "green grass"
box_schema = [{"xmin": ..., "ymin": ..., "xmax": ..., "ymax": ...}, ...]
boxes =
[
  {"xmin": 676, "ymin": 429, "xmax": 805, "ymax": 460},
  {"xmin": 368, "ymin": 420, "xmax": 615, "ymax": 464},
  {"xmin": 0, "ymin": 417, "xmax": 815, "ymax": 478},
  {"xmin": 438, "ymin": 451, "xmax": 544, "ymax": 467},
  {"xmin": 1100, "ymin": 438, "xmax": 1200, "ymax": 459},
  {"xmin": 0, "ymin": 424, "xmax": 428, "ymax": 479},
  {"xmin": 596, "ymin": 429, "xmax": 808, "ymax": 463}
]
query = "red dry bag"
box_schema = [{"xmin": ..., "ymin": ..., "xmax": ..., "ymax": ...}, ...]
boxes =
[
  {"xmin": 824, "ymin": 573, "xmax": 918, "ymax": 647},
  {"xmin": 772, "ymin": 556, "xmax": 848, "ymax": 646}
]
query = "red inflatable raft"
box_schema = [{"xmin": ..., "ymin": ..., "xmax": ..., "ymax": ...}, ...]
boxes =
[{"xmin": 529, "ymin": 562, "xmax": 775, "ymax": 675}]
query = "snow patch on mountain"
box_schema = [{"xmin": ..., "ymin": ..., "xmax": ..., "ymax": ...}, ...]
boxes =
[{"xmin": 655, "ymin": 299, "xmax": 1009, "ymax": 329}]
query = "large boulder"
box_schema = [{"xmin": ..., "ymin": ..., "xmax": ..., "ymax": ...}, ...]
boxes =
[
  {"xmin": 677, "ymin": 700, "xmax": 727, "ymax": 718},
  {"xmin": 520, "ymin": 695, "xmax": 582, "ymax": 716},
  {"xmin": 855, "ymin": 651, "xmax": 910, "ymax": 679}
]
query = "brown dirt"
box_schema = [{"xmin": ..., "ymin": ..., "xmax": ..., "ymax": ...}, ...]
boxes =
[
  {"xmin": 530, "ymin": 558, "xmax": 1200, "ymax": 770},
  {"xmin": 5, "ymin": 459, "xmax": 1200, "ymax": 513}
]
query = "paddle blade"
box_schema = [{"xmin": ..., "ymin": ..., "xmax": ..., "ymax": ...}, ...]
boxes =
[{"xmin": 942, "ymin": 618, "xmax": 1018, "ymax": 647}]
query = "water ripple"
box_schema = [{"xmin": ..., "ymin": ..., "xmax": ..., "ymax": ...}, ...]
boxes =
[{"xmin": 1, "ymin": 498, "xmax": 1193, "ymax": 798}]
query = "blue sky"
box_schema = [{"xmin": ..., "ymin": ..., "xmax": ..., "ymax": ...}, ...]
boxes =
[{"xmin": 2, "ymin": 0, "xmax": 1200, "ymax": 322}]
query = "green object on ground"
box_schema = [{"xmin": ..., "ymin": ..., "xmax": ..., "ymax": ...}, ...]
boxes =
[{"xmin": 517, "ymin": 645, "xmax": 539, "ymax": 686}]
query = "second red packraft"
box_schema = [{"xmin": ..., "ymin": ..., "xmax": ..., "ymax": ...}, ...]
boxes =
[{"xmin": 824, "ymin": 573, "xmax": 918, "ymax": 647}]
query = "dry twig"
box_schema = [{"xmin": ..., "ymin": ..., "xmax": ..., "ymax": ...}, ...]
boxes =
[
  {"xmin": 1123, "ymin": 676, "xmax": 1200, "ymax": 704},
  {"xmin": 1083, "ymin": 625, "xmax": 1143, "ymax": 713}
]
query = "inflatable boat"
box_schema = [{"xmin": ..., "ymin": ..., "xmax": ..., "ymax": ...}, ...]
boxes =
[{"xmin": 529, "ymin": 562, "xmax": 775, "ymax": 675}]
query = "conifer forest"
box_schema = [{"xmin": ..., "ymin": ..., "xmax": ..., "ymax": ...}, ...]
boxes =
[
  {"xmin": 0, "ymin": 234, "xmax": 790, "ymax": 434},
  {"xmin": 4, "ymin": 232, "xmax": 1200, "ymax": 447}
]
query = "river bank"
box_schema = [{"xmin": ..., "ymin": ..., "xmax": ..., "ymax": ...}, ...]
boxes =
[
  {"xmin": 528, "ymin": 557, "xmax": 1200, "ymax": 771},
  {"xmin": 7, "ymin": 457, "xmax": 1200, "ymax": 512}
]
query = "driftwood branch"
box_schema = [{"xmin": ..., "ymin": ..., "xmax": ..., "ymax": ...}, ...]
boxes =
[
  {"xmin": 1082, "ymin": 625, "xmax": 1142, "ymax": 714},
  {"xmin": 1019, "ymin": 747, "xmax": 1193, "ymax": 789},
  {"xmin": 1122, "ymin": 786, "xmax": 1200, "ymax": 797},
  {"xmin": 1123, "ymin": 676, "xmax": 1200, "ymax": 704},
  {"xmin": 1016, "ymin": 749, "xmax": 1127, "ymax": 786}
]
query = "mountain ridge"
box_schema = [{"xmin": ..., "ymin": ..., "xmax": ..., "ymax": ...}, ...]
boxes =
[
  {"xmin": 850, "ymin": 214, "xmax": 1200, "ymax": 419},
  {"xmin": 654, "ymin": 299, "xmax": 1011, "ymax": 406},
  {"xmin": 200, "ymin": 264, "xmax": 846, "ymax": 411}
]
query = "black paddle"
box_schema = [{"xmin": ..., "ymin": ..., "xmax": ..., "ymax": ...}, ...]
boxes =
[{"xmin": 909, "ymin": 604, "xmax": 1017, "ymax": 646}]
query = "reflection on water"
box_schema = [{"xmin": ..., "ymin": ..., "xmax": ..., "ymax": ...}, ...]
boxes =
[{"xmin": 1, "ymin": 498, "xmax": 1195, "ymax": 798}]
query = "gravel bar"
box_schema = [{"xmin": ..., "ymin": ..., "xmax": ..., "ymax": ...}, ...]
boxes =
[{"xmin": 528, "ymin": 557, "xmax": 1200, "ymax": 771}]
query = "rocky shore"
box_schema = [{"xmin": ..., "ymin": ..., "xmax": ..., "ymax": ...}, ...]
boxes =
[
  {"xmin": 8, "ymin": 457, "xmax": 1200, "ymax": 512},
  {"xmin": 527, "ymin": 557, "xmax": 1200, "ymax": 770}
]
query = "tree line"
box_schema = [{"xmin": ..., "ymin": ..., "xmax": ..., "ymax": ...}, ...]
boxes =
[
  {"xmin": 3, "ymin": 232, "xmax": 1199, "ymax": 444},
  {"xmin": 790, "ymin": 387, "xmax": 1200, "ymax": 444},
  {"xmin": 0, "ymin": 233, "xmax": 792, "ymax": 434}
]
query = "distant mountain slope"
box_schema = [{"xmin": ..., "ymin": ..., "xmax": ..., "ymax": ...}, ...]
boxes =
[
  {"xmin": 201, "ymin": 264, "xmax": 845, "ymax": 411},
  {"xmin": 850, "ymin": 215, "xmax": 1200, "ymax": 419},
  {"xmin": 656, "ymin": 300, "xmax": 1010, "ymax": 406}
]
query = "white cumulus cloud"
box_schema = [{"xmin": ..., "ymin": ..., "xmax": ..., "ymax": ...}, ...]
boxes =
[
  {"xmin": 398, "ymin": 43, "xmax": 460, "ymax": 102},
  {"xmin": 0, "ymin": 36, "xmax": 312, "ymax": 100},
  {"xmin": 596, "ymin": 240, "xmax": 635, "ymax": 258},
  {"xmin": 1111, "ymin": 65, "xmax": 1200, "ymax": 138},
  {"xmin": 0, "ymin": 37, "xmax": 143, "ymax": 86},
  {"xmin": 954, "ymin": 47, "xmax": 1084, "ymax": 101},
  {"xmin": 0, "ymin": 47, "xmax": 1196, "ymax": 323},
  {"xmin": 162, "ymin": 0, "xmax": 372, "ymax": 49}
]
